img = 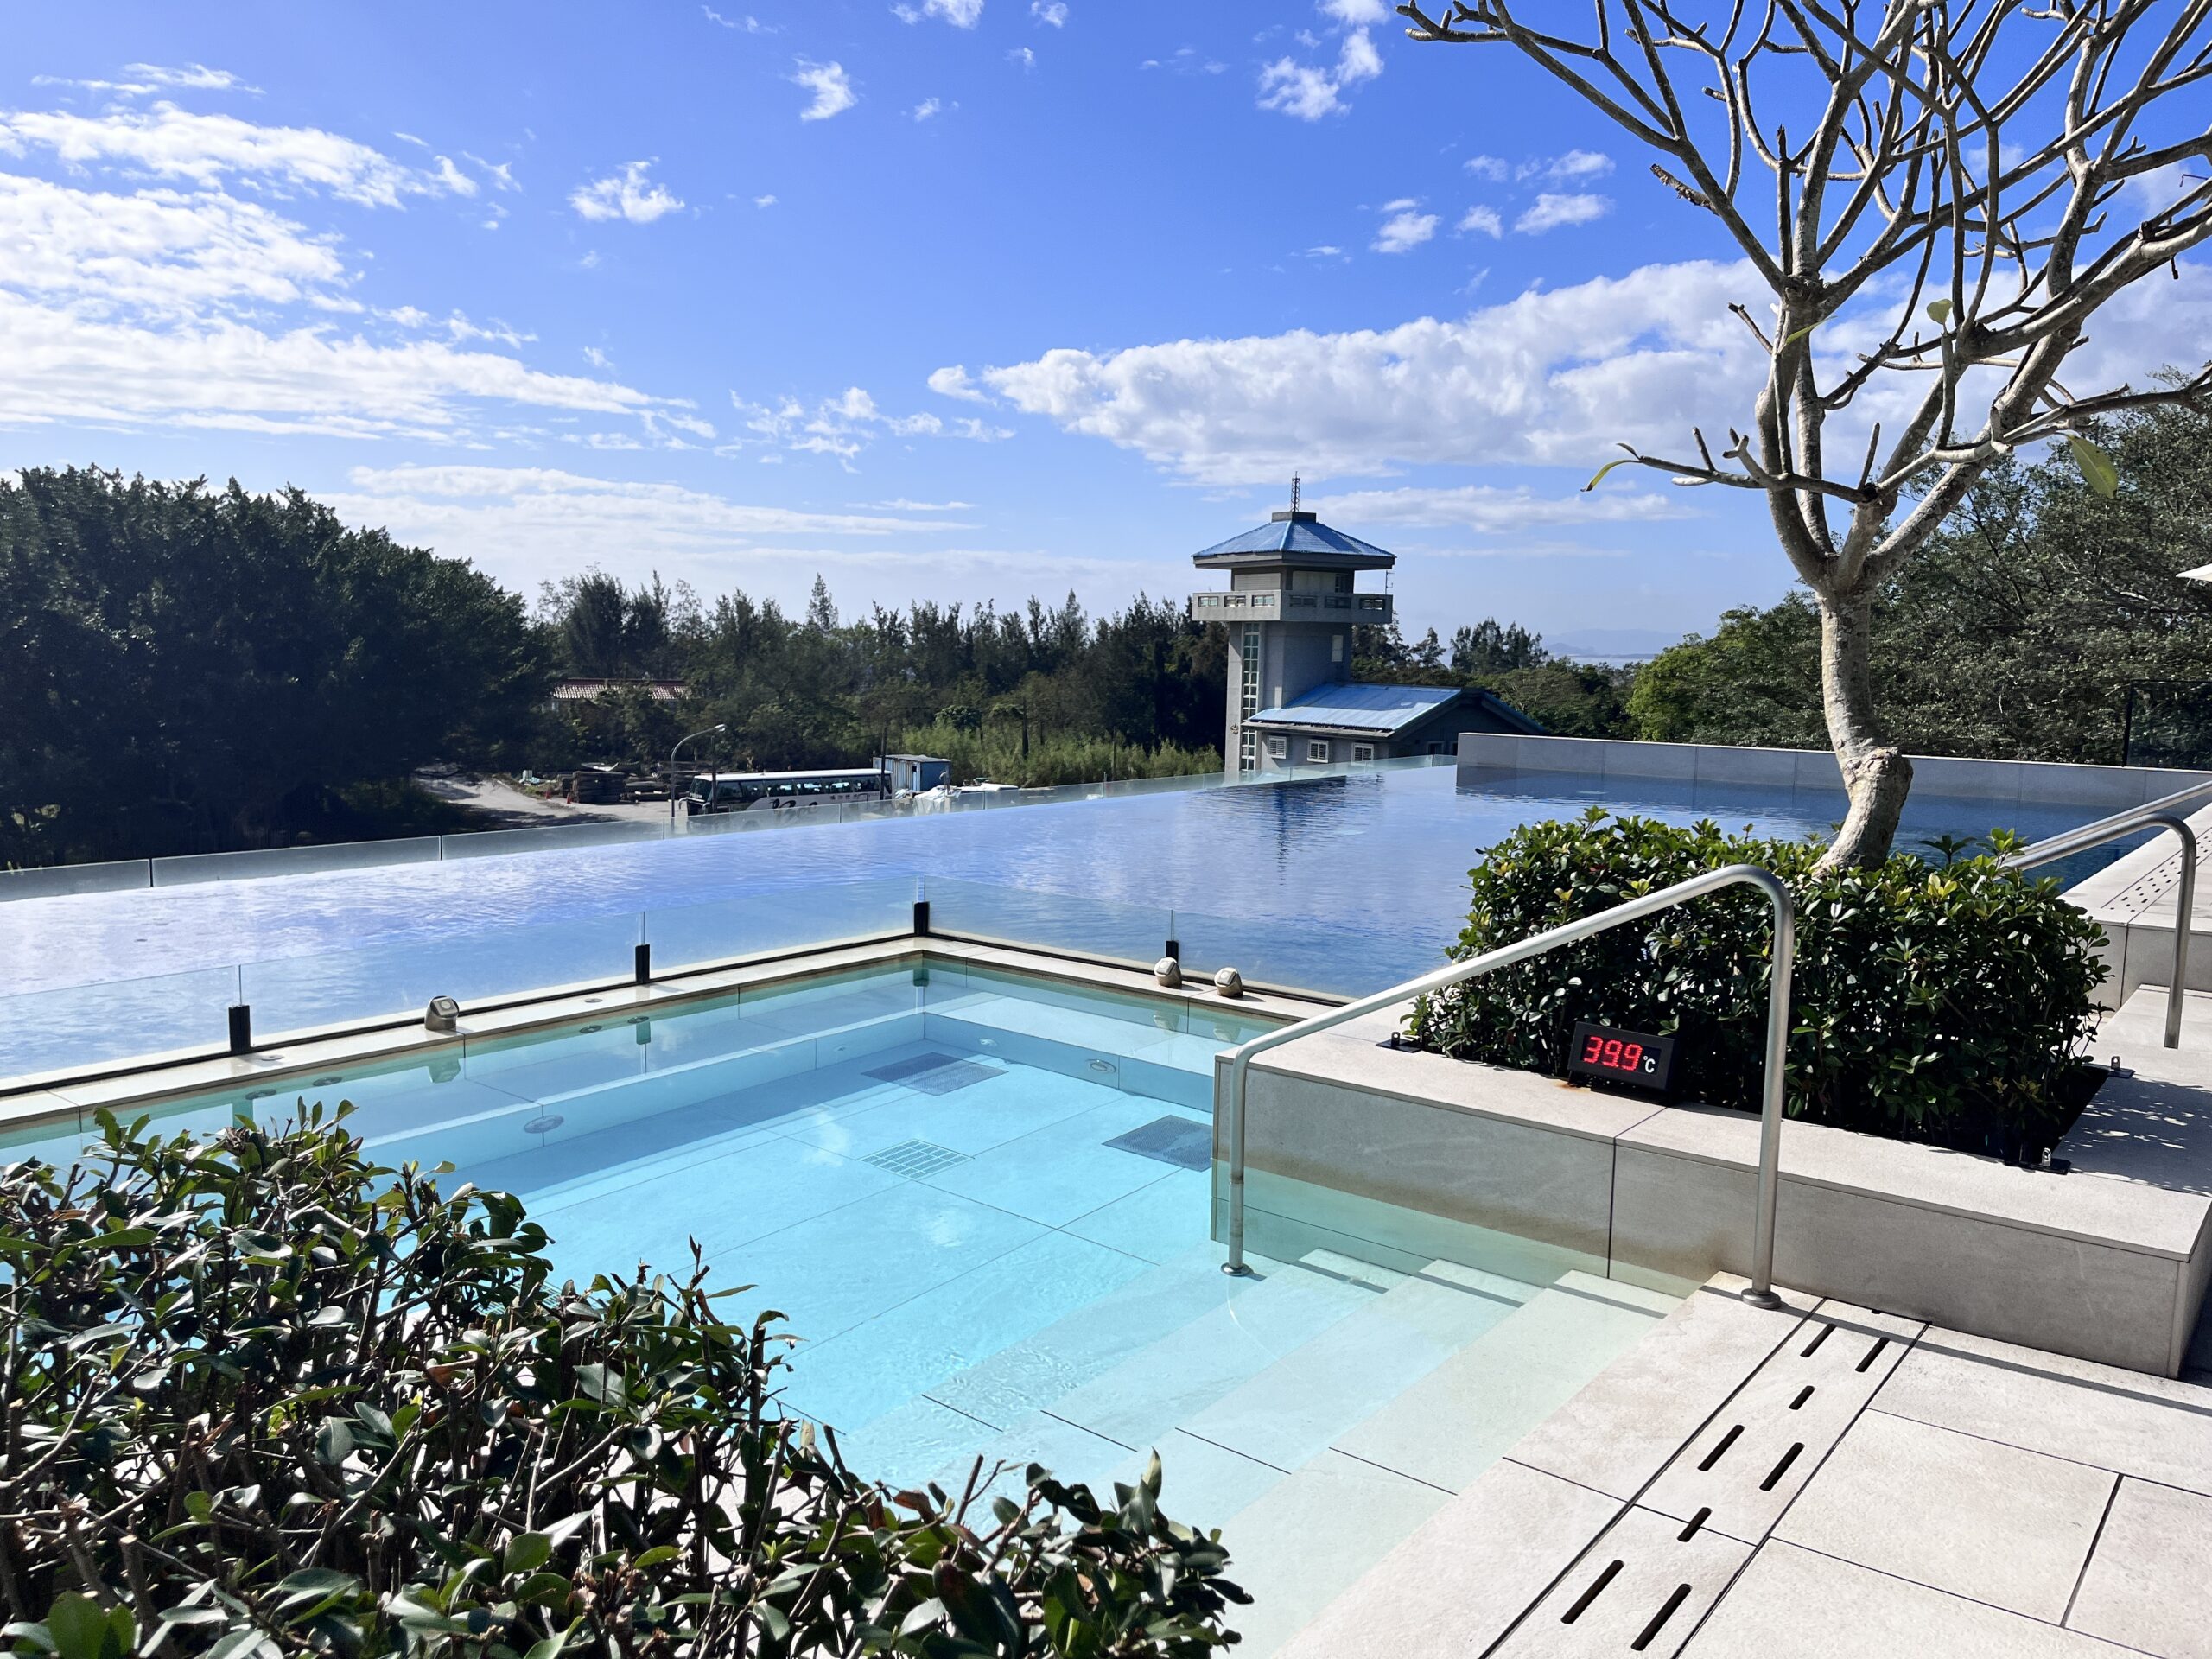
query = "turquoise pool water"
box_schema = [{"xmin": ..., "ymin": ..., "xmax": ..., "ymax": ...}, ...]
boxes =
[{"xmin": 10, "ymin": 961, "xmax": 1677, "ymax": 1651}]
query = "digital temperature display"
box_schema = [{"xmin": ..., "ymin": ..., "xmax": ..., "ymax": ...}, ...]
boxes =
[{"xmin": 1567, "ymin": 1020, "xmax": 1676, "ymax": 1096}]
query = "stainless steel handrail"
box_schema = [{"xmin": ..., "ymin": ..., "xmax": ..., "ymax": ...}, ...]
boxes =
[
  {"xmin": 2039, "ymin": 778, "xmax": 2212, "ymax": 852},
  {"xmin": 2002, "ymin": 808, "xmax": 2199, "ymax": 1049},
  {"xmin": 1217, "ymin": 864, "xmax": 1797, "ymax": 1308}
]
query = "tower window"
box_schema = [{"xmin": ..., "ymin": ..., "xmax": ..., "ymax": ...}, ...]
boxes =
[
  {"xmin": 1351, "ymin": 743, "xmax": 1376, "ymax": 763},
  {"xmin": 1332, "ymin": 632, "xmax": 1344, "ymax": 664},
  {"xmin": 1307, "ymin": 741, "xmax": 1331, "ymax": 764},
  {"xmin": 1266, "ymin": 736, "xmax": 1287, "ymax": 760}
]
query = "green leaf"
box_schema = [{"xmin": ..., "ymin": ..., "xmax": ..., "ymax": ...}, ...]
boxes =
[
  {"xmin": 43, "ymin": 1596, "xmax": 111, "ymax": 1659},
  {"xmin": 1583, "ymin": 456, "xmax": 1636, "ymax": 493},
  {"xmin": 505, "ymin": 1533, "xmax": 553, "ymax": 1575},
  {"xmin": 1926, "ymin": 298, "xmax": 1953, "ymax": 323},
  {"xmin": 2068, "ymin": 434, "xmax": 2119, "ymax": 498},
  {"xmin": 630, "ymin": 1546, "xmax": 680, "ymax": 1569}
]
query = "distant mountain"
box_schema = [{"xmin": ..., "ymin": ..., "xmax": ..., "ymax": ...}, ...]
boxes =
[{"xmin": 1548, "ymin": 627, "xmax": 1681, "ymax": 664}]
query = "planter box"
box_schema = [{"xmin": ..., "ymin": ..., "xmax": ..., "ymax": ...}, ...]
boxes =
[{"xmin": 1214, "ymin": 1013, "xmax": 2212, "ymax": 1376}]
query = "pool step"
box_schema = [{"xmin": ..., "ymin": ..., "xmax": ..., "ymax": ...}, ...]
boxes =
[
  {"xmin": 843, "ymin": 1247, "xmax": 1389, "ymax": 1491},
  {"xmin": 883, "ymin": 1261, "xmax": 1673, "ymax": 1657}
]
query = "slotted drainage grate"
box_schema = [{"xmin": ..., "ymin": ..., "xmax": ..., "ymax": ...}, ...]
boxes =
[
  {"xmin": 864, "ymin": 1053, "xmax": 1006, "ymax": 1095},
  {"xmin": 1104, "ymin": 1115, "xmax": 1213, "ymax": 1171},
  {"xmin": 864, "ymin": 1139, "xmax": 970, "ymax": 1179}
]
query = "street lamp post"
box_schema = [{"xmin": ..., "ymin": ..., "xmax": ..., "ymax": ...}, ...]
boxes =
[{"xmin": 670, "ymin": 723, "xmax": 727, "ymax": 825}]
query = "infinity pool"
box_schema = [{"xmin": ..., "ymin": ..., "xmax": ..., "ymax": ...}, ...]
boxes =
[{"xmin": 8, "ymin": 958, "xmax": 1680, "ymax": 1651}]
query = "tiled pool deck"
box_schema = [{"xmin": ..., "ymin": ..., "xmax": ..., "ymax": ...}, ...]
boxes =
[
  {"xmin": 1287, "ymin": 991, "xmax": 2212, "ymax": 1656},
  {"xmin": 1288, "ymin": 1275, "xmax": 2212, "ymax": 1658}
]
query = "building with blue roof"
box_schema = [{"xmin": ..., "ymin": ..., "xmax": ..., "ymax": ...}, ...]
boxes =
[{"xmin": 1187, "ymin": 493, "xmax": 1542, "ymax": 773}]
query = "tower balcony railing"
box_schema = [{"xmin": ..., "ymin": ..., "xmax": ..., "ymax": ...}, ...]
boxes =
[{"xmin": 1188, "ymin": 591, "xmax": 1391, "ymax": 622}]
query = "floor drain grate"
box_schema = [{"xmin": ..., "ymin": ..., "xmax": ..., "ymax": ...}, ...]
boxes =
[
  {"xmin": 865, "ymin": 1053, "xmax": 1006, "ymax": 1095},
  {"xmin": 865, "ymin": 1139, "xmax": 970, "ymax": 1179},
  {"xmin": 1104, "ymin": 1115, "xmax": 1213, "ymax": 1171}
]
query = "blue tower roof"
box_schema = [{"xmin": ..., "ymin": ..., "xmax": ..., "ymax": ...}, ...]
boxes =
[{"xmin": 1192, "ymin": 510, "xmax": 1395, "ymax": 569}]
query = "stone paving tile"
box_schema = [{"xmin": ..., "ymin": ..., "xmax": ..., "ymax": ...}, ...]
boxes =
[
  {"xmin": 2065, "ymin": 1478, "xmax": 2212, "ymax": 1659},
  {"xmin": 1774, "ymin": 1410, "xmax": 2115, "ymax": 1624},
  {"xmin": 1497, "ymin": 1503, "xmax": 1751, "ymax": 1657},
  {"xmin": 1274, "ymin": 1458, "xmax": 1621, "ymax": 1659},
  {"xmin": 1681, "ymin": 1541, "xmax": 2131, "ymax": 1658},
  {"xmin": 1641, "ymin": 1303, "xmax": 1923, "ymax": 1545},
  {"xmin": 1875, "ymin": 1325, "xmax": 2212, "ymax": 1497},
  {"xmin": 1509, "ymin": 1279, "xmax": 1816, "ymax": 1502}
]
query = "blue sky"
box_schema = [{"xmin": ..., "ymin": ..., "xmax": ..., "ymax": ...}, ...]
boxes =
[{"xmin": 7, "ymin": 3, "xmax": 2209, "ymax": 653}]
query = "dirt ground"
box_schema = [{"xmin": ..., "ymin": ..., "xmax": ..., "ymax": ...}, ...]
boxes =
[{"xmin": 412, "ymin": 772, "xmax": 679, "ymax": 831}]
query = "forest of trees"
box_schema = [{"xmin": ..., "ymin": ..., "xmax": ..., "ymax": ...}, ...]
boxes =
[
  {"xmin": 1630, "ymin": 398, "xmax": 2212, "ymax": 766},
  {"xmin": 540, "ymin": 572, "xmax": 1224, "ymax": 790},
  {"xmin": 7, "ymin": 396, "xmax": 2208, "ymax": 868}
]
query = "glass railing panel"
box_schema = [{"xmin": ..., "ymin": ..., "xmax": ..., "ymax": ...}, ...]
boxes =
[
  {"xmin": 1173, "ymin": 896, "xmax": 1436, "ymax": 999},
  {"xmin": 922, "ymin": 877, "xmax": 1170, "ymax": 969},
  {"xmin": 0, "ymin": 859, "xmax": 152, "ymax": 900},
  {"xmin": 0, "ymin": 964, "xmax": 242, "ymax": 1081},
  {"xmin": 151, "ymin": 837, "xmax": 443, "ymax": 887},
  {"xmin": 643, "ymin": 880, "xmax": 915, "ymax": 972},
  {"xmin": 440, "ymin": 820, "xmax": 667, "ymax": 861},
  {"xmin": 240, "ymin": 911, "xmax": 645, "ymax": 1039}
]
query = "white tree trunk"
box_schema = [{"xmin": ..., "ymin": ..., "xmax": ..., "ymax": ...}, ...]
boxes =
[{"xmin": 1814, "ymin": 585, "xmax": 1912, "ymax": 872}]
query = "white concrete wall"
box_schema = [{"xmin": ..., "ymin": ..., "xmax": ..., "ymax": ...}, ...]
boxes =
[{"xmin": 1216, "ymin": 1012, "xmax": 2212, "ymax": 1377}]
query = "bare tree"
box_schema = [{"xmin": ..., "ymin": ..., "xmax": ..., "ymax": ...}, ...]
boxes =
[{"xmin": 1401, "ymin": 1, "xmax": 2212, "ymax": 867}]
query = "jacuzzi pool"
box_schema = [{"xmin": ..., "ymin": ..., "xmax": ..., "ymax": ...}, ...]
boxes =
[{"xmin": 8, "ymin": 955, "xmax": 1680, "ymax": 1652}]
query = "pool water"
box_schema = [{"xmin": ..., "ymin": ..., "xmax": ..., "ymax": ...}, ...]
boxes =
[{"xmin": 10, "ymin": 961, "xmax": 1680, "ymax": 1653}]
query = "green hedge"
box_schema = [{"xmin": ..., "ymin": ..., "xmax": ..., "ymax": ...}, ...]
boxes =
[
  {"xmin": 0, "ymin": 1110, "xmax": 1243, "ymax": 1659},
  {"xmin": 1408, "ymin": 810, "xmax": 2108, "ymax": 1154}
]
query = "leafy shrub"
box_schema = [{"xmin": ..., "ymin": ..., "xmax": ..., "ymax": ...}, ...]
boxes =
[
  {"xmin": 1408, "ymin": 810, "xmax": 2108, "ymax": 1154},
  {"xmin": 0, "ymin": 1110, "xmax": 1244, "ymax": 1658}
]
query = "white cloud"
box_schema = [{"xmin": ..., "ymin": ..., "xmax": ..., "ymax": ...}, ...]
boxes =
[
  {"xmin": 1533, "ymin": 149, "xmax": 1612, "ymax": 182},
  {"xmin": 1307, "ymin": 481, "xmax": 1697, "ymax": 531},
  {"xmin": 895, "ymin": 0, "xmax": 985, "ymax": 23},
  {"xmin": 913, "ymin": 98, "xmax": 943, "ymax": 121},
  {"xmin": 1373, "ymin": 208, "xmax": 1437, "ymax": 254},
  {"xmin": 701, "ymin": 6, "xmax": 771, "ymax": 29},
  {"xmin": 322, "ymin": 467, "xmax": 1172, "ymax": 611},
  {"xmin": 791, "ymin": 60, "xmax": 857, "ymax": 121},
  {"xmin": 730, "ymin": 384, "xmax": 1012, "ymax": 467},
  {"xmin": 861, "ymin": 498, "xmax": 974, "ymax": 510},
  {"xmin": 1515, "ymin": 191, "xmax": 1611, "ymax": 233},
  {"xmin": 1257, "ymin": 0, "xmax": 1384, "ymax": 119},
  {"xmin": 979, "ymin": 259, "xmax": 1770, "ymax": 484},
  {"xmin": 1463, "ymin": 155, "xmax": 1510, "ymax": 181},
  {"xmin": 1458, "ymin": 205, "xmax": 1503, "ymax": 238},
  {"xmin": 0, "ymin": 289, "xmax": 664, "ymax": 442},
  {"xmin": 753, "ymin": 193, "xmax": 778, "ymax": 207},
  {"xmin": 0, "ymin": 172, "xmax": 346, "ymax": 314},
  {"xmin": 1033, "ymin": 1, "xmax": 1069, "ymax": 22},
  {"xmin": 35, "ymin": 62, "xmax": 261, "ymax": 98},
  {"xmin": 582, "ymin": 346, "xmax": 612, "ymax": 368},
  {"xmin": 928, "ymin": 364, "xmax": 990, "ymax": 402},
  {"xmin": 1009, "ymin": 47, "xmax": 1036, "ymax": 68},
  {"xmin": 569, "ymin": 161, "xmax": 683, "ymax": 224},
  {"xmin": 0, "ymin": 103, "xmax": 471, "ymax": 208}
]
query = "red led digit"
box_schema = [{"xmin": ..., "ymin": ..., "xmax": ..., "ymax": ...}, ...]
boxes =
[
  {"xmin": 1601, "ymin": 1039, "xmax": 1624, "ymax": 1068},
  {"xmin": 1621, "ymin": 1043, "xmax": 1643, "ymax": 1071},
  {"xmin": 1581, "ymin": 1034, "xmax": 1604, "ymax": 1064}
]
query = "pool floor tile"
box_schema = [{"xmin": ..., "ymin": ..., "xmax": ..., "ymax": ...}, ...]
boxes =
[
  {"xmin": 712, "ymin": 1179, "xmax": 1049, "ymax": 1345},
  {"xmin": 921, "ymin": 1094, "xmax": 1205, "ymax": 1226},
  {"xmin": 1063, "ymin": 1167, "xmax": 1215, "ymax": 1262},
  {"xmin": 782, "ymin": 1229, "xmax": 1157, "ymax": 1433},
  {"xmin": 532, "ymin": 1131, "xmax": 907, "ymax": 1281}
]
